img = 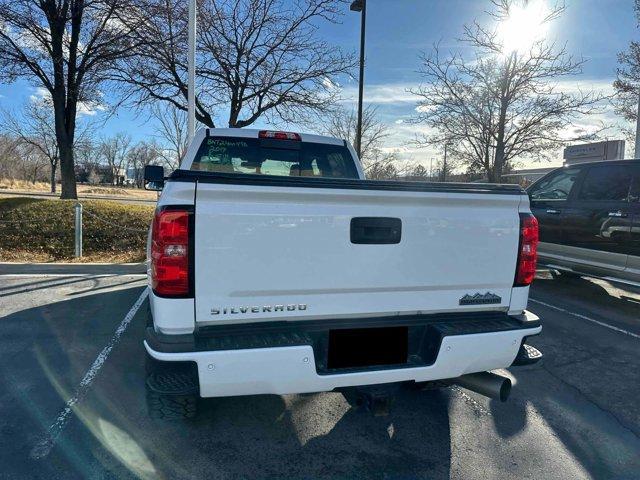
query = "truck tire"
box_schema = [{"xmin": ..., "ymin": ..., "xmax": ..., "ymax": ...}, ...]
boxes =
[
  {"xmin": 146, "ymin": 390, "xmax": 198, "ymax": 419},
  {"xmin": 144, "ymin": 352, "xmax": 199, "ymax": 419}
]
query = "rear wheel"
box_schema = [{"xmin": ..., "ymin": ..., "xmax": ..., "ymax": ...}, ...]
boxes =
[
  {"xmin": 146, "ymin": 390, "xmax": 198, "ymax": 419},
  {"xmin": 145, "ymin": 352, "xmax": 199, "ymax": 419}
]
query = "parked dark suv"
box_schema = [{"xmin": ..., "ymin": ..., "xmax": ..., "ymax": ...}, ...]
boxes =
[{"xmin": 526, "ymin": 159, "xmax": 640, "ymax": 286}]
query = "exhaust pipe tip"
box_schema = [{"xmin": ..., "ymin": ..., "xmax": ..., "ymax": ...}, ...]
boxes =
[
  {"xmin": 497, "ymin": 377, "xmax": 511, "ymax": 402},
  {"xmin": 455, "ymin": 371, "xmax": 512, "ymax": 402}
]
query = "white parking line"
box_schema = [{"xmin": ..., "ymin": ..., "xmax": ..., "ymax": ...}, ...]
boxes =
[
  {"xmin": 529, "ymin": 298, "xmax": 640, "ymax": 340},
  {"xmin": 29, "ymin": 288, "xmax": 149, "ymax": 460}
]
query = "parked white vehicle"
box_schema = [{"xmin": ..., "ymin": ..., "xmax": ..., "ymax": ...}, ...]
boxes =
[{"xmin": 143, "ymin": 128, "xmax": 542, "ymax": 418}]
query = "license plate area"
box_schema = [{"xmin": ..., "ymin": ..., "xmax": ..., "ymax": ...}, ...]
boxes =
[{"xmin": 327, "ymin": 326, "xmax": 409, "ymax": 370}]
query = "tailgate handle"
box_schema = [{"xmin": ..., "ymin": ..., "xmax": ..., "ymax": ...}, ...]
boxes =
[{"xmin": 350, "ymin": 217, "xmax": 402, "ymax": 244}]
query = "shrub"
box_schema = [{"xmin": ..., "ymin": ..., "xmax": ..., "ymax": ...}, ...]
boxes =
[{"xmin": 0, "ymin": 198, "xmax": 154, "ymax": 262}]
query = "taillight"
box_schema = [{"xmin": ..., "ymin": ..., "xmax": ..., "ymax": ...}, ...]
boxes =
[
  {"xmin": 514, "ymin": 213, "xmax": 539, "ymax": 286},
  {"xmin": 258, "ymin": 130, "xmax": 301, "ymax": 141},
  {"xmin": 151, "ymin": 207, "xmax": 192, "ymax": 297}
]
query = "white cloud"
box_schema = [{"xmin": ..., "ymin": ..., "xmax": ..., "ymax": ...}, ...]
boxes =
[
  {"xmin": 30, "ymin": 86, "xmax": 106, "ymax": 117},
  {"xmin": 77, "ymin": 101, "xmax": 106, "ymax": 116},
  {"xmin": 339, "ymin": 83, "xmax": 418, "ymax": 104},
  {"xmin": 553, "ymin": 78, "xmax": 615, "ymax": 96},
  {"xmin": 415, "ymin": 104, "xmax": 434, "ymax": 113},
  {"xmin": 322, "ymin": 77, "xmax": 339, "ymax": 91},
  {"xmin": 29, "ymin": 87, "xmax": 50, "ymax": 104}
]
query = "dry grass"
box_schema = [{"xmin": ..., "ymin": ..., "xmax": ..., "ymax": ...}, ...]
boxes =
[
  {"xmin": 78, "ymin": 186, "xmax": 157, "ymax": 199},
  {"xmin": 0, "ymin": 250, "xmax": 144, "ymax": 263},
  {"xmin": 0, "ymin": 178, "xmax": 157, "ymax": 200},
  {"xmin": 0, "ymin": 197, "xmax": 153, "ymax": 263},
  {"xmin": 0, "ymin": 179, "xmax": 51, "ymax": 191}
]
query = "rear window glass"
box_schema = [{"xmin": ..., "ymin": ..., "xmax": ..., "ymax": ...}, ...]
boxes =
[
  {"xmin": 191, "ymin": 136, "xmax": 358, "ymax": 179},
  {"xmin": 578, "ymin": 166, "xmax": 633, "ymax": 202},
  {"xmin": 529, "ymin": 168, "xmax": 580, "ymax": 201}
]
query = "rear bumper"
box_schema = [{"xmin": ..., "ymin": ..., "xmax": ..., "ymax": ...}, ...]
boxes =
[{"xmin": 144, "ymin": 311, "xmax": 541, "ymax": 398}]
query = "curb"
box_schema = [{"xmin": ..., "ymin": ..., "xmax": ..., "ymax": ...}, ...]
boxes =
[{"xmin": 0, "ymin": 262, "xmax": 147, "ymax": 275}]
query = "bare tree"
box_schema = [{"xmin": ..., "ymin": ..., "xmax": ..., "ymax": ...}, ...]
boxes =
[
  {"xmin": 114, "ymin": 0, "xmax": 356, "ymax": 128},
  {"xmin": 2, "ymin": 98, "xmax": 97, "ymax": 192},
  {"xmin": 436, "ymin": 157, "xmax": 455, "ymax": 182},
  {"xmin": 127, "ymin": 141, "xmax": 162, "ymax": 187},
  {"xmin": 99, "ymin": 133, "xmax": 132, "ymax": 185},
  {"xmin": 434, "ymin": 143, "xmax": 459, "ymax": 182},
  {"xmin": 0, "ymin": 132, "xmax": 59, "ymax": 184},
  {"xmin": 324, "ymin": 105, "xmax": 388, "ymax": 162},
  {"xmin": 322, "ymin": 105, "xmax": 404, "ymax": 179},
  {"xmin": 151, "ymin": 104, "xmax": 188, "ymax": 170},
  {"xmin": 2, "ymin": 101, "xmax": 59, "ymax": 192},
  {"xmin": 411, "ymin": 0, "xmax": 607, "ymax": 182},
  {"xmin": 74, "ymin": 134, "xmax": 101, "ymax": 182},
  {"xmin": 0, "ymin": 134, "xmax": 20, "ymax": 180},
  {"xmin": 365, "ymin": 154, "xmax": 400, "ymax": 180},
  {"xmin": 409, "ymin": 164, "xmax": 429, "ymax": 179},
  {"xmin": 0, "ymin": 0, "xmax": 139, "ymax": 198},
  {"xmin": 613, "ymin": 1, "xmax": 640, "ymax": 134},
  {"xmin": 14, "ymin": 142, "xmax": 49, "ymax": 184}
]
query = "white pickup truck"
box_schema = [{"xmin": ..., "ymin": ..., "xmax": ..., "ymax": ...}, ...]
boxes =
[{"xmin": 143, "ymin": 128, "xmax": 542, "ymax": 418}]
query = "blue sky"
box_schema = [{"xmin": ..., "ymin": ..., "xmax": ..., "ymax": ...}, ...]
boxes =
[{"xmin": 0, "ymin": 0, "xmax": 638, "ymax": 168}]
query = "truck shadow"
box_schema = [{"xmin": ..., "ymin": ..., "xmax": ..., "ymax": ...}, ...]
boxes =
[
  {"xmin": 189, "ymin": 389, "xmax": 452, "ymax": 480},
  {"xmin": 4, "ymin": 279, "xmax": 639, "ymax": 480},
  {"xmin": 488, "ymin": 370, "xmax": 640, "ymax": 480},
  {"xmin": 18, "ymin": 277, "xmax": 640, "ymax": 480},
  {"xmin": 0, "ymin": 281, "xmax": 452, "ymax": 480},
  {"xmin": 488, "ymin": 290, "xmax": 640, "ymax": 480},
  {"xmin": 533, "ymin": 273, "xmax": 640, "ymax": 317}
]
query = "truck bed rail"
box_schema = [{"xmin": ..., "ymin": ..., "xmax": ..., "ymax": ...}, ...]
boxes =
[{"xmin": 168, "ymin": 170, "xmax": 524, "ymax": 195}]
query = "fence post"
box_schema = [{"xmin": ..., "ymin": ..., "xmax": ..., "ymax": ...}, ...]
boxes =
[{"xmin": 75, "ymin": 202, "xmax": 83, "ymax": 258}]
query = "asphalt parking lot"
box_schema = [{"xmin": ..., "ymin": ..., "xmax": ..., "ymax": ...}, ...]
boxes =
[{"xmin": 0, "ymin": 269, "xmax": 639, "ymax": 479}]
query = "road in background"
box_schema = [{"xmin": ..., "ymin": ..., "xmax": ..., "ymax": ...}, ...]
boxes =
[{"xmin": 0, "ymin": 271, "xmax": 638, "ymax": 479}]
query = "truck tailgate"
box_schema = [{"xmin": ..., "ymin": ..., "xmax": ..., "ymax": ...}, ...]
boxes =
[{"xmin": 194, "ymin": 179, "xmax": 523, "ymax": 325}]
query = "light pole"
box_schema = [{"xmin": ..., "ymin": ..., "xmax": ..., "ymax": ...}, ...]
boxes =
[
  {"xmin": 187, "ymin": 0, "xmax": 196, "ymax": 141},
  {"xmin": 350, "ymin": 0, "xmax": 366, "ymax": 159},
  {"xmin": 635, "ymin": 89, "xmax": 640, "ymax": 158},
  {"xmin": 442, "ymin": 142, "xmax": 448, "ymax": 182}
]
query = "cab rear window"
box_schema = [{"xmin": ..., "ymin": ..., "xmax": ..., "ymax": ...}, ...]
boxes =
[{"xmin": 191, "ymin": 136, "xmax": 359, "ymax": 179}]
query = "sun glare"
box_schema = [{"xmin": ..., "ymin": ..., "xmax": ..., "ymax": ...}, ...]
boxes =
[{"xmin": 498, "ymin": 0, "xmax": 550, "ymax": 54}]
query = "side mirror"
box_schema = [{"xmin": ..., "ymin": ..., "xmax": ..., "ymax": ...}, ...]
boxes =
[{"xmin": 144, "ymin": 165, "xmax": 164, "ymax": 191}]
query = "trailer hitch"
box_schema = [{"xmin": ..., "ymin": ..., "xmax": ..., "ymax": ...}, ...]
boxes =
[{"xmin": 348, "ymin": 384, "xmax": 402, "ymax": 416}]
